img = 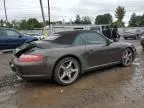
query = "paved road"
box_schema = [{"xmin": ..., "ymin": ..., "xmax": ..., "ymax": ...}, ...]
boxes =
[{"xmin": 0, "ymin": 38, "xmax": 144, "ymax": 108}]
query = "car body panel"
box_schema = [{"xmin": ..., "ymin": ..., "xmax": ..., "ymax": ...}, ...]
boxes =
[
  {"xmin": 84, "ymin": 43, "xmax": 122, "ymax": 67},
  {"xmin": 0, "ymin": 36, "xmax": 8, "ymax": 50}
]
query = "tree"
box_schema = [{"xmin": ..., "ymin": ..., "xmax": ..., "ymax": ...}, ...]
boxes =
[
  {"xmin": 0, "ymin": 20, "xmax": 4, "ymax": 27},
  {"xmin": 6, "ymin": 22, "xmax": 13, "ymax": 28},
  {"xmin": 128, "ymin": 14, "xmax": 144, "ymax": 27},
  {"xmin": 115, "ymin": 6, "xmax": 125, "ymax": 21},
  {"xmin": 128, "ymin": 13, "xmax": 137, "ymax": 27},
  {"xmin": 138, "ymin": 15, "xmax": 144, "ymax": 27},
  {"xmin": 46, "ymin": 20, "xmax": 50, "ymax": 25},
  {"xmin": 19, "ymin": 20, "xmax": 28, "ymax": 30},
  {"xmin": 27, "ymin": 18, "xmax": 42, "ymax": 29},
  {"xmin": 112, "ymin": 21, "xmax": 125, "ymax": 27},
  {"xmin": 95, "ymin": 13, "xmax": 112, "ymax": 24},
  {"xmin": 115, "ymin": 6, "xmax": 126, "ymax": 27},
  {"xmin": 11, "ymin": 20, "xmax": 19, "ymax": 29},
  {"xmin": 74, "ymin": 15, "xmax": 81, "ymax": 24},
  {"xmin": 81, "ymin": 16, "xmax": 91, "ymax": 24}
]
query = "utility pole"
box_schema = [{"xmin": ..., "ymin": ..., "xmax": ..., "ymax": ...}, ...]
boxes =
[
  {"xmin": 47, "ymin": 0, "xmax": 51, "ymax": 29},
  {"xmin": 39, "ymin": 0, "xmax": 46, "ymax": 28},
  {"xmin": 3, "ymin": 0, "xmax": 8, "ymax": 25}
]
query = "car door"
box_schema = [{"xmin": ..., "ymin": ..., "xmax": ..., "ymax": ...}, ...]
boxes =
[
  {"xmin": 80, "ymin": 32, "xmax": 121, "ymax": 68},
  {"xmin": 0, "ymin": 29, "xmax": 9, "ymax": 50},
  {"xmin": 5, "ymin": 29, "xmax": 26, "ymax": 49}
]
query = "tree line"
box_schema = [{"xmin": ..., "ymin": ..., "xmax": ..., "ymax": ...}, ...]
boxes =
[
  {"xmin": 0, "ymin": 6, "xmax": 144, "ymax": 30},
  {"xmin": 129, "ymin": 13, "xmax": 144, "ymax": 27},
  {"xmin": 0, "ymin": 18, "xmax": 63, "ymax": 30},
  {"xmin": 70, "ymin": 6, "xmax": 125, "ymax": 27}
]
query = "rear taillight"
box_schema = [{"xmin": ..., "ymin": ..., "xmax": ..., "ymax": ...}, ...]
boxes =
[{"xmin": 18, "ymin": 54, "xmax": 44, "ymax": 62}]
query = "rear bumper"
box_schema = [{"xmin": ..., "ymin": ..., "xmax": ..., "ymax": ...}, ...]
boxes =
[{"xmin": 9, "ymin": 58, "xmax": 53, "ymax": 80}]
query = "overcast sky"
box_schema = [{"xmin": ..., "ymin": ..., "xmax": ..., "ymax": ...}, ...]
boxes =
[{"xmin": 0, "ymin": 0, "xmax": 143, "ymax": 25}]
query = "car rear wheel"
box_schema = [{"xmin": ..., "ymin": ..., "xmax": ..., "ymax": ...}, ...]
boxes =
[
  {"xmin": 124, "ymin": 37, "xmax": 127, "ymax": 40},
  {"xmin": 121, "ymin": 48, "xmax": 134, "ymax": 66},
  {"xmin": 54, "ymin": 57, "xmax": 80, "ymax": 86}
]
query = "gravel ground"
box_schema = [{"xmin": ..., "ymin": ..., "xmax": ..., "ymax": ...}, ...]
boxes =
[{"xmin": 0, "ymin": 38, "xmax": 144, "ymax": 108}]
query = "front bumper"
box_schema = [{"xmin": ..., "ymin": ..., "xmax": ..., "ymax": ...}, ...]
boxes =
[{"xmin": 9, "ymin": 57, "xmax": 53, "ymax": 80}]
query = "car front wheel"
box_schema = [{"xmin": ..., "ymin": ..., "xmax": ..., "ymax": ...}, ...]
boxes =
[
  {"xmin": 121, "ymin": 48, "xmax": 134, "ymax": 66},
  {"xmin": 54, "ymin": 57, "xmax": 80, "ymax": 86}
]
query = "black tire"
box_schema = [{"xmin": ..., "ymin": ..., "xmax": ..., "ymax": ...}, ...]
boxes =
[
  {"xmin": 121, "ymin": 48, "xmax": 134, "ymax": 67},
  {"xmin": 54, "ymin": 57, "xmax": 80, "ymax": 86},
  {"xmin": 135, "ymin": 36, "xmax": 139, "ymax": 40},
  {"xmin": 124, "ymin": 37, "xmax": 127, "ymax": 40}
]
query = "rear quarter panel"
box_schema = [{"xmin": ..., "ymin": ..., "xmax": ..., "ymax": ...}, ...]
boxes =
[{"xmin": 30, "ymin": 45, "xmax": 87, "ymax": 72}]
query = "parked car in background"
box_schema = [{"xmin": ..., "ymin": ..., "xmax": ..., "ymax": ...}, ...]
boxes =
[
  {"xmin": 140, "ymin": 35, "xmax": 144, "ymax": 49},
  {"xmin": 0, "ymin": 28, "xmax": 38, "ymax": 50},
  {"xmin": 123, "ymin": 29, "xmax": 144, "ymax": 40},
  {"xmin": 10, "ymin": 30, "xmax": 136, "ymax": 85},
  {"xmin": 25, "ymin": 33, "xmax": 45, "ymax": 40}
]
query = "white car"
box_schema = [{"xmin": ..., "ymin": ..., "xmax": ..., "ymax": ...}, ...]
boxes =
[{"xmin": 26, "ymin": 33, "xmax": 45, "ymax": 40}]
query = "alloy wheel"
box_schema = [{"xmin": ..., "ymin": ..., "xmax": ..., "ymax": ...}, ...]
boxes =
[
  {"xmin": 122, "ymin": 48, "xmax": 133, "ymax": 66},
  {"xmin": 58, "ymin": 60, "xmax": 79, "ymax": 84}
]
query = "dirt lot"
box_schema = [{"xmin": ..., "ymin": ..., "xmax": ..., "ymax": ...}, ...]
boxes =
[{"xmin": 0, "ymin": 38, "xmax": 144, "ymax": 108}]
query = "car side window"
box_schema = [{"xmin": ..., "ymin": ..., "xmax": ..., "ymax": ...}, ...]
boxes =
[
  {"xmin": 73, "ymin": 35, "xmax": 84, "ymax": 45},
  {"xmin": 5, "ymin": 30, "xmax": 20, "ymax": 37},
  {"xmin": 80, "ymin": 32, "xmax": 106, "ymax": 45}
]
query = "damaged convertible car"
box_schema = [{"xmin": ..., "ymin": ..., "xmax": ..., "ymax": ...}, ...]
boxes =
[{"xmin": 10, "ymin": 30, "xmax": 136, "ymax": 85}]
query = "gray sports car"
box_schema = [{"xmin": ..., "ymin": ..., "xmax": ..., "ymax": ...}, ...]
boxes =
[{"xmin": 10, "ymin": 30, "xmax": 136, "ymax": 85}]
